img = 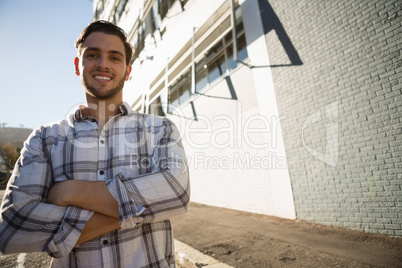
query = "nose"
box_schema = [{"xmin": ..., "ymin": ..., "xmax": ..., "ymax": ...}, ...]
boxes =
[{"xmin": 96, "ymin": 55, "xmax": 109, "ymax": 70}]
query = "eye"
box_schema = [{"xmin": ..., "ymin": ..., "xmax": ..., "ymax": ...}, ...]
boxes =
[
  {"xmin": 112, "ymin": 56, "xmax": 121, "ymax": 62},
  {"xmin": 86, "ymin": 53, "xmax": 98, "ymax": 59}
]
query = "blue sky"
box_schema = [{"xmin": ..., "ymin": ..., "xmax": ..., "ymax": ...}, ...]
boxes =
[{"xmin": 0, "ymin": 0, "xmax": 93, "ymax": 129}]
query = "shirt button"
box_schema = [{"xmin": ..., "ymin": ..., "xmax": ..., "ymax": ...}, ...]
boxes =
[
  {"xmin": 99, "ymin": 170, "xmax": 104, "ymax": 175},
  {"xmin": 103, "ymin": 240, "xmax": 108, "ymax": 245},
  {"xmin": 100, "ymin": 140, "xmax": 105, "ymax": 144}
]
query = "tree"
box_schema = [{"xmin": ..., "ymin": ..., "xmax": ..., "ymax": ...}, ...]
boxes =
[{"xmin": 1, "ymin": 143, "xmax": 19, "ymax": 170}]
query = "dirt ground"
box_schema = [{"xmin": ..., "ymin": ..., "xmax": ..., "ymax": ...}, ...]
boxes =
[
  {"xmin": 1, "ymin": 189, "xmax": 401, "ymax": 267},
  {"xmin": 171, "ymin": 203, "xmax": 402, "ymax": 268}
]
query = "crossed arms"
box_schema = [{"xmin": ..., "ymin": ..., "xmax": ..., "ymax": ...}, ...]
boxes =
[
  {"xmin": 46, "ymin": 180, "xmax": 120, "ymax": 245},
  {"xmin": 0, "ymin": 117, "xmax": 190, "ymax": 257}
]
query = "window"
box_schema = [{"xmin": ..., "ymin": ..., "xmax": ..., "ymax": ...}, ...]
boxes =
[
  {"xmin": 132, "ymin": 23, "xmax": 145, "ymax": 61},
  {"xmin": 195, "ymin": 20, "xmax": 248, "ymax": 93},
  {"xmin": 208, "ymin": 54, "xmax": 226, "ymax": 84},
  {"xmin": 114, "ymin": 0, "xmax": 129, "ymax": 22},
  {"xmin": 159, "ymin": 0, "xmax": 176, "ymax": 20},
  {"xmin": 168, "ymin": 70, "xmax": 191, "ymax": 113},
  {"xmin": 205, "ymin": 41, "xmax": 227, "ymax": 86},
  {"xmin": 149, "ymin": 96, "xmax": 165, "ymax": 116},
  {"xmin": 226, "ymin": 23, "xmax": 248, "ymax": 71},
  {"xmin": 179, "ymin": 0, "xmax": 189, "ymax": 10},
  {"xmin": 131, "ymin": 0, "xmax": 191, "ymax": 62},
  {"xmin": 94, "ymin": 0, "xmax": 104, "ymax": 20},
  {"xmin": 150, "ymin": 7, "xmax": 248, "ymax": 115},
  {"xmin": 195, "ymin": 58, "xmax": 207, "ymax": 92}
]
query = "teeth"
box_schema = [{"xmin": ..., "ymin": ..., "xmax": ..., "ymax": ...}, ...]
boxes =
[{"xmin": 94, "ymin": 76, "xmax": 111, "ymax": 81}]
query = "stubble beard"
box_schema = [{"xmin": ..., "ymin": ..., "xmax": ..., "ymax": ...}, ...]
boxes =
[{"xmin": 83, "ymin": 74, "xmax": 126, "ymax": 100}]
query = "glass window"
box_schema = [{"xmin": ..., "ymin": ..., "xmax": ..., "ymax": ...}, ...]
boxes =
[
  {"xmin": 169, "ymin": 70, "xmax": 191, "ymax": 113},
  {"xmin": 226, "ymin": 32, "xmax": 248, "ymax": 71},
  {"xmin": 195, "ymin": 58, "xmax": 207, "ymax": 93},
  {"xmin": 206, "ymin": 41, "xmax": 223, "ymax": 62},
  {"xmin": 207, "ymin": 54, "xmax": 226, "ymax": 84},
  {"xmin": 204, "ymin": 40, "xmax": 226, "ymax": 85},
  {"xmin": 114, "ymin": 0, "xmax": 128, "ymax": 21},
  {"xmin": 94, "ymin": 0, "xmax": 104, "ymax": 20},
  {"xmin": 226, "ymin": 43, "xmax": 237, "ymax": 71},
  {"xmin": 166, "ymin": 7, "xmax": 247, "ymax": 110},
  {"xmin": 159, "ymin": 0, "xmax": 176, "ymax": 20},
  {"xmin": 149, "ymin": 96, "xmax": 164, "ymax": 116},
  {"xmin": 237, "ymin": 33, "xmax": 248, "ymax": 62}
]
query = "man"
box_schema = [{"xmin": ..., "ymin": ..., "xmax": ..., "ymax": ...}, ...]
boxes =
[{"xmin": 0, "ymin": 20, "xmax": 190, "ymax": 267}]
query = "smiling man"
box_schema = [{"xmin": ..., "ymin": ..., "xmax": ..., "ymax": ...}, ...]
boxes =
[{"xmin": 0, "ymin": 21, "xmax": 190, "ymax": 268}]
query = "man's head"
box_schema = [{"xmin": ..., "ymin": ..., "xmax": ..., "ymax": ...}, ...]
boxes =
[
  {"xmin": 76, "ymin": 20, "xmax": 133, "ymax": 65},
  {"xmin": 74, "ymin": 20, "xmax": 133, "ymax": 101}
]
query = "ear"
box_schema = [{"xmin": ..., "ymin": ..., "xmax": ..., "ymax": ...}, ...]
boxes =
[
  {"xmin": 125, "ymin": 65, "xmax": 132, "ymax": 81},
  {"xmin": 74, "ymin": 57, "xmax": 80, "ymax": 76}
]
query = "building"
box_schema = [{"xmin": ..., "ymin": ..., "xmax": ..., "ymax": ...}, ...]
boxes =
[{"xmin": 93, "ymin": 0, "xmax": 402, "ymax": 237}]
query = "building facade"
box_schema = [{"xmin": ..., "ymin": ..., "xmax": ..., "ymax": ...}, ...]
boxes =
[{"xmin": 93, "ymin": 0, "xmax": 402, "ymax": 236}]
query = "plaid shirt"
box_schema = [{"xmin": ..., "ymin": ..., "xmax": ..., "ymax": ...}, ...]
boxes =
[{"xmin": 0, "ymin": 102, "xmax": 190, "ymax": 268}]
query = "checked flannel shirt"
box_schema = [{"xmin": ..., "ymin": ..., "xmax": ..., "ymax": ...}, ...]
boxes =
[{"xmin": 0, "ymin": 102, "xmax": 190, "ymax": 268}]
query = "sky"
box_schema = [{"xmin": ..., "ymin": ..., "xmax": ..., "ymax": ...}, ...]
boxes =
[{"xmin": 0, "ymin": 0, "xmax": 94, "ymax": 129}]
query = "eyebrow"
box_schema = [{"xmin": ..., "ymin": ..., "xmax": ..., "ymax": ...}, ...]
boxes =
[{"xmin": 84, "ymin": 47, "xmax": 125, "ymax": 58}]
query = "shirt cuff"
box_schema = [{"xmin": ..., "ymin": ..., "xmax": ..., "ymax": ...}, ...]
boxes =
[
  {"xmin": 47, "ymin": 206, "xmax": 94, "ymax": 258},
  {"xmin": 106, "ymin": 173, "xmax": 145, "ymax": 229}
]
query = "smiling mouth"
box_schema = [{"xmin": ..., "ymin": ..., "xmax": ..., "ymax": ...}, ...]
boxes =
[{"xmin": 94, "ymin": 76, "xmax": 112, "ymax": 81}]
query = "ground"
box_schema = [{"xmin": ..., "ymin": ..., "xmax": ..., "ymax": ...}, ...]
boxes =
[
  {"xmin": 1, "ymin": 191, "xmax": 401, "ymax": 267},
  {"xmin": 171, "ymin": 203, "xmax": 402, "ymax": 268}
]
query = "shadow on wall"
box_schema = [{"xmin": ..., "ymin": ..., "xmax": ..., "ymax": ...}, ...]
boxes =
[
  {"xmin": 257, "ymin": 0, "xmax": 303, "ymax": 67},
  {"xmin": 168, "ymin": 1, "xmax": 303, "ymax": 121}
]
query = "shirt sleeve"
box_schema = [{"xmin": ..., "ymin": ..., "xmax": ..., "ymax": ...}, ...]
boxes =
[
  {"xmin": 106, "ymin": 117, "xmax": 190, "ymax": 228},
  {"xmin": 0, "ymin": 128, "xmax": 93, "ymax": 258}
]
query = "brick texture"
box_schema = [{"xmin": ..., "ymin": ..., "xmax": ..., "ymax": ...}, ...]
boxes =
[{"xmin": 259, "ymin": 0, "xmax": 401, "ymax": 236}]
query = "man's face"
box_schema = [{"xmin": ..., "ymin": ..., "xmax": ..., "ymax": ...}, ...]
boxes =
[{"xmin": 75, "ymin": 32, "xmax": 132, "ymax": 100}]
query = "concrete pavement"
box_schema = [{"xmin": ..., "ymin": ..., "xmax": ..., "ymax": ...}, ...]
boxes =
[{"xmin": 175, "ymin": 239, "xmax": 233, "ymax": 268}]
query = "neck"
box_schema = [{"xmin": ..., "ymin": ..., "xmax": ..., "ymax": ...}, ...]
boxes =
[{"xmin": 84, "ymin": 94, "xmax": 123, "ymax": 130}]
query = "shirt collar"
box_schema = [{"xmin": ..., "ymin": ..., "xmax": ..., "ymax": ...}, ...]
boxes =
[
  {"xmin": 119, "ymin": 101, "xmax": 132, "ymax": 116},
  {"xmin": 74, "ymin": 101, "xmax": 132, "ymax": 122}
]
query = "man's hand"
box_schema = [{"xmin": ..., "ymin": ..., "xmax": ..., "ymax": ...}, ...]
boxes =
[
  {"xmin": 47, "ymin": 181, "xmax": 121, "ymax": 245},
  {"xmin": 46, "ymin": 180, "xmax": 72, "ymax": 206},
  {"xmin": 76, "ymin": 213, "xmax": 120, "ymax": 245},
  {"xmin": 47, "ymin": 180, "xmax": 119, "ymax": 218}
]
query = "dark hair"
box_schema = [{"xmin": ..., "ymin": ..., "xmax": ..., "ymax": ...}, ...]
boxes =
[{"xmin": 75, "ymin": 20, "xmax": 133, "ymax": 65}]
